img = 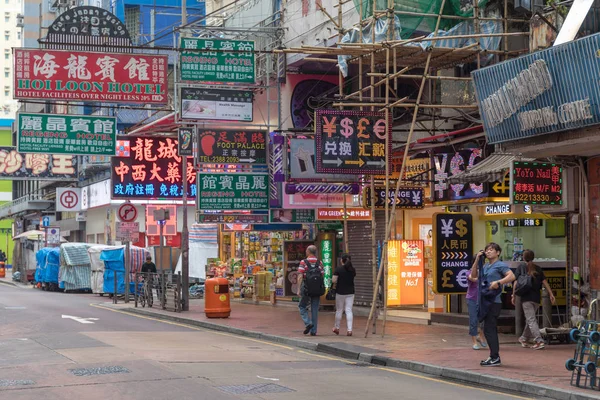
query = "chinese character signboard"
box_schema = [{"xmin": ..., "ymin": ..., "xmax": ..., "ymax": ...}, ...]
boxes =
[
  {"xmin": 198, "ymin": 173, "xmax": 269, "ymax": 211},
  {"xmin": 511, "ymin": 161, "xmax": 563, "ymax": 205},
  {"xmin": 270, "ymin": 209, "xmax": 315, "ymax": 223},
  {"xmin": 177, "ymin": 127, "xmax": 194, "ymax": 157},
  {"xmin": 181, "ymin": 87, "xmax": 253, "ymax": 122},
  {"xmin": 387, "ymin": 240, "xmax": 425, "ymax": 306},
  {"xmin": 180, "ymin": 38, "xmax": 255, "ymax": 84},
  {"xmin": 111, "ymin": 137, "xmax": 196, "ymax": 200},
  {"xmin": 472, "ymin": 33, "xmax": 600, "ymax": 144},
  {"xmin": 503, "ymin": 218, "xmax": 544, "ymax": 227},
  {"xmin": 48, "ymin": 6, "xmax": 130, "ymax": 40},
  {"xmin": 289, "ymin": 138, "xmax": 358, "ymax": 182},
  {"xmin": 18, "ymin": 113, "xmax": 116, "ymax": 156},
  {"xmin": 316, "ymin": 208, "xmax": 372, "ymax": 221},
  {"xmin": 364, "ymin": 187, "xmax": 424, "ymax": 209},
  {"xmin": 321, "ymin": 236, "xmax": 334, "ymax": 288},
  {"xmin": 433, "ymin": 149, "xmax": 510, "ymax": 203},
  {"xmin": 315, "ymin": 110, "xmax": 391, "ymax": 175},
  {"xmin": 0, "ymin": 147, "xmax": 77, "ymax": 180},
  {"xmin": 14, "ymin": 49, "xmax": 168, "ymax": 104},
  {"xmin": 433, "ymin": 213, "xmax": 473, "ymax": 294},
  {"xmin": 197, "ymin": 213, "xmax": 269, "ymax": 224},
  {"xmin": 197, "ymin": 129, "xmax": 266, "ymax": 164}
]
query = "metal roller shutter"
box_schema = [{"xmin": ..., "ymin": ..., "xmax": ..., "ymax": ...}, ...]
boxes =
[{"xmin": 347, "ymin": 211, "xmax": 387, "ymax": 306}]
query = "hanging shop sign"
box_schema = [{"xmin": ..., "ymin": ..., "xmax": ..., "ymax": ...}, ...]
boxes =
[
  {"xmin": 17, "ymin": 113, "xmax": 116, "ymax": 156},
  {"xmin": 56, "ymin": 187, "xmax": 82, "ymax": 212},
  {"xmin": 484, "ymin": 204, "xmax": 512, "ymax": 215},
  {"xmin": 116, "ymin": 222, "xmax": 140, "ymax": 242},
  {"xmin": 0, "ymin": 147, "xmax": 77, "ymax": 180},
  {"xmin": 289, "ymin": 138, "xmax": 358, "ymax": 182},
  {"xmin": 13, "ymin": 49, "xmax": 168, "ymax": 104},
  {"xmin": 177, "ymin": 127, "xmax": 195, "ymax": 157},
  {"xmin": 111, "ymin": 137, "xmax": 195, "ymax": 200},
  {"xmin": 363, "ymin": 187, "xmax": 424, "ymax": 209},
  {"xmin": 433, "ymin": 148, "xmax": 510, "ymax": 204},
  {"xmin": 376, "ymin": 157, "xmax": 432, "ymax": 199},
  {"xmin": 146, "ymin": 205, "xmax": 176, "ymax": 236},
  {"xmin": 48, "ymin": 6, "xmax": 130, "ymax": 40},
  {"xmin": 196, "ymin": 129, "xmax": 267, "ymax": 165},
  {"xmin": 472, "ymin": 32, "xmax": 600, "ymax": 144},
  {"xmin": 432, "ymin": 213, "xmax": 473, "ymax": 294},
  {"xmin": 180, "ymin": 87, "xmax": 253, "ymax": 122},
  {"xmin": 503, "ymin": 218, "xmax": 544, "ymax": 227},
  {"xmin": 284, "ymin": 241, "xmax": 312, "ymax": 296},
  {"xmin": 321, "ymin": 235, "xmax": 334, "ymax": 288},
  {"xmin": 316, "ymin": 208, "xmax": 372, "ymax": 221},
  {"xmin": 197, "ymin": 213, "xmax": 269, "ymax": 224},
  {"xmin": 511, "ymin": 161, "xmax": 563, "ymax": 205},
  {"xmin": 180, "ymin": 37, "xmax": 255, "ymax": 84},
  {"xmin": 283, "ymin": 190, "xmax": 360, "ymax": 209},
  {"xmin": 387, "ymin": 240, "xmax": 425, "ymax": 306},
  {"xmin": 270, "ymin": 209, "xmax": 315, "ymax": 223},
  {"xmin": 198, "ymin": 173, "xmax": 269, "ymax": 211},
  {"xmin": 315, "ymin": 110, "xmax": 391, "ymax": 175}
]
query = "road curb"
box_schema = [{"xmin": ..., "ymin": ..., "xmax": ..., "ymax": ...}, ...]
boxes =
[
  {"xmin": 0, "ymin": 279, "xmax": 17, "ymax": 287},
  {"xmin": 113, "ymin": 306, "xmax": 600, "ymax": 400}
]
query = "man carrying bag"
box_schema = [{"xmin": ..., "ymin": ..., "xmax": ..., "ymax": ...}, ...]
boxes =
[{"xmin": 297, "ymin": 245, "xmax": 325, "ymax": 336}]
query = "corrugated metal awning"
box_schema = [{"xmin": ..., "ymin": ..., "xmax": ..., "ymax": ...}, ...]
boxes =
[{"xmin": 447, "ymin": 153, "xmax": 535, "ymax": 184}]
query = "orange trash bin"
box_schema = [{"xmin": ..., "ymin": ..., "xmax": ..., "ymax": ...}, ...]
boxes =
[
  {"xmin": 0, "ymin": 261, "xmax": 5, "ymax": 278},
  {"xmin": 205, "ymin": 277, "xmax": 231, "ymax": 318}
]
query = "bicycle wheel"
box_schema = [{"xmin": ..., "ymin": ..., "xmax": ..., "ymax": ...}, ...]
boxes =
[{"xmin": 139, "ymin": 286, "xmax": 146, "ymax": 307}]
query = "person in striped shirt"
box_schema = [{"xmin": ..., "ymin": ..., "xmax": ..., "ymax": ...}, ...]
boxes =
[{"xmin": 297, "ymin": 245, "xmax": 324, "ymax": 336}]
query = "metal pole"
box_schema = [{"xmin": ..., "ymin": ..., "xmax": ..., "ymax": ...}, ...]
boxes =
[
  {"xmin": 150, "ymin": 8, "xmax": 155, "ymax": 47},
  {"xmin": 160, "ymin": 221, "xmax": 164, "ymax": 271},
  {"xmin": 182, "ymin": 0, "xmax": 187, "ymax": 25},
  {"xmin": 124, "ymin": 240, "xmax": 131, "ymax": 303},
  {"xmin": 182, "ymin": 150, "xmax": 190, "ymax": 311}
]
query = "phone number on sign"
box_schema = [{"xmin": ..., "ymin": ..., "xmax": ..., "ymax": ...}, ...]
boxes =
[{"xmin": 514, "ymin": 193, "xmax": 550, "ymax": 203}]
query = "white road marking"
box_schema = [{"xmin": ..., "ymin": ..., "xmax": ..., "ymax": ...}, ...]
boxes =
[{"xmin": 61, "ymin": 314, "xmax": 99, "ymax": 324}]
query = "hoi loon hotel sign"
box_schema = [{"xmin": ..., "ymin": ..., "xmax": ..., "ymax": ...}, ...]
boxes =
[{"xmin": 472, "ymin": 33, "xmax": 600, "ymax": 144}]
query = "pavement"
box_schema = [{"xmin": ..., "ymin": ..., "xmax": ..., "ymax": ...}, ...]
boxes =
[
  {"xmin": 0, "ymin": 269, "xmax": 31, "ymax": 289},
  {"xmin": 104, "ymin": 297, "xmax": 600, "ymax": 400}
]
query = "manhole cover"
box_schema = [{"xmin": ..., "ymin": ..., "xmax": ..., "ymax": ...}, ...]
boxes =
[
  {"xmin": 69, "ymin": 366, "xmax": 130, "ymax": 376},
  {"xmin": 0, "ymin": 380, "xmax": 35, "ymax": 387},
  {"xmin": 217, "ymin": 383, "xmax": 295, "ymax": 394}
]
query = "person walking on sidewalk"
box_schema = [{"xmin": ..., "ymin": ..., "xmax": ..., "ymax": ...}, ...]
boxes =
[
  {"xmin": 332, "ymin": 253, "xmax": 356, "ymax": 336},
  {"xmin": 471, "ymin": 242, "xmax": 515, "ymax": 367},
  {"xmin": 512, "ymin": 249, "xmax": 556, "ymax": 350},
  {"xmin": 467, "ymin": 271, "xmax": 487, "ymax": 350},
  {"xmin": 297, "ymin": 245, "xmax": 325, "ymax": 336}
]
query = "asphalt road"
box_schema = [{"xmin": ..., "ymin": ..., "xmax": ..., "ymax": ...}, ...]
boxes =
[{"xmin": 0, "ymin": 284, "xmax": 543, "ymax": 400}]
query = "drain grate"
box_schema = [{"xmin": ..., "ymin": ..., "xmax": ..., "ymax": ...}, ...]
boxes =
[
  {"xmin": 69, "ymin": 366, "xmax": 130, "ymax": 377},
  {"xmin": 217, "ymin": 383, "xmax": 295, "ymax": 394},
  {"xmin": 0, "ymin": 380, "xmax": 35, "ymax": 387}
]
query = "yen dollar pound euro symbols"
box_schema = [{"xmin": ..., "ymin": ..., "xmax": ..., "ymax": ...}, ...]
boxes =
[
  {"xmin": 442, "ymin": 270, "xmax": 454, "ymax": 288},
  {"xmin": 440, "ymin": 218, "xmax": 454, "ymax": 238},
  {"xmin": 456, "ymin": 269, "xmax": 469, "ymax": 288},
  {"xmin": 455, "ymin": 219, "xmax": 468, "ymax": 237}
]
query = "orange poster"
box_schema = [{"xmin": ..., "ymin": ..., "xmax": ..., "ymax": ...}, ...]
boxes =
[{"xmin": 388, "ymin": 240, "xmax": 425, "ymax": 306}]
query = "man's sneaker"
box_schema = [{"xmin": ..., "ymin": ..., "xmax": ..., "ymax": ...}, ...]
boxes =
[
  {"xmin": 480, "ymin": 357, "xmax": 502, "ymax": 366},
  {"xmin": 518, "ymin": 338, "xmax": 530, "ymax": 348},
  {"xmin": 303, "ymin": 324, "xmax": 313, "ymax": 335},
  {"xmin": 532, "ymin": 342, "xmax": 545, "ymax": 350}
]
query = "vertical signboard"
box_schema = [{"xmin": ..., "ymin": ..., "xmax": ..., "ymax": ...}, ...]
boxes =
[
  {"xmin": 177, "ymin": 127, "xmax": 194, "ymax": 157},
  {"xmin": 388, "ymin": 240, "xmax": 425, "ymax": 306},
  {"xmin": 320, "ymin": 235, "xmax": 334, "ymax": 288},
  {"xmin": 433, "ymin": 213, "xmax": 473, "ymax": 294}
]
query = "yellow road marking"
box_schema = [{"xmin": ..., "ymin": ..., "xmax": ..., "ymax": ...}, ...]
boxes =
[
  {"xmin": 371, "ymin": 367, "xmax": 533, "ymax": 399},
  {"xmin": 90, "ymin": 303, "xmax": 293, "ymax": 350}
]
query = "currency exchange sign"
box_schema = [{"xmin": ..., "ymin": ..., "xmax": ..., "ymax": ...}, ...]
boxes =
[
  {"xmin": 17, "ymin": 113, "xmax": 116, "ymax": 156},
  {"xmin": 432, "ymin": 213, "xmax": 473, "ymax": 294},
  {"xmin": 198, "ymin": 173, "xmax": 269, "ymax": 211},
  {"xmin": 180, "ymin": 38, "xmax": 255, "ymax": 84},
  {"xmin": 315, "ymin": 110, "xmax": 391, "ymax": 175},
  {"xmin": 13, "ymin": 49, "xmax": 168, "ymax": 104}
]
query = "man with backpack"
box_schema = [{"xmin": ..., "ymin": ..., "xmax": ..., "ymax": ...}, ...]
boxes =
[{"xmin": 297, "ymin": 245, "xmax": 325, "ymax": 336}]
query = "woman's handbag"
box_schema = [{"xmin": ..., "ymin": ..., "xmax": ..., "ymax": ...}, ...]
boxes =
[{"xmin": 326, "ymin": 286, "xmax": 336, "ymax": 301}]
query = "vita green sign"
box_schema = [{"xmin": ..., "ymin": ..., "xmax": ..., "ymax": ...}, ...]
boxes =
[
  {"xmin": 17, "ymin": 113, "xmax": 116, "ymax": 156},
  {"xmin": 198, "ymin": 173, "xmax": 269, "ymax": 210},
  {"xmin": 180, "ymin": 38, "xmax": 255, "ymax": 84}
]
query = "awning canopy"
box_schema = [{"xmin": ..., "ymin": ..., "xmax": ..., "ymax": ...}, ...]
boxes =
[{"xmin": 447, "ymin": 153, "xmax": 535, "ymax": 184}]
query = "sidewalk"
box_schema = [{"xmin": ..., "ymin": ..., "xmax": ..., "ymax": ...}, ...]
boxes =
[
  {"xmin": 106, "ymin": 298, "xmax": 600, "ymax": 400},
  {"xmin": 0, "ymin": 268, "xmax": 30, "ymax": 288}
]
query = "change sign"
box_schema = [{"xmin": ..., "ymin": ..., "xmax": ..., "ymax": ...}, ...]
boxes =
[
  {"xmin": 315, "ymin": 110, "xmax": 391, "ymax": 175},
  {"xmin": 198, "ymin": 173, "xmax": 269, "ymax": 210},
  {"xmin": 180, "ymin": 38, "xmax": 255, "ymax": 84},
  {"xmin": 433, "ymin": 213, "xmax": 473, "ymax": 294},
  {"xmin": 18, "ymin": 113, "xmax": 116, "ymax": 156},
  {"xmin": 363, "ymin": 187, "xmax": 424, "ymax": 209}
]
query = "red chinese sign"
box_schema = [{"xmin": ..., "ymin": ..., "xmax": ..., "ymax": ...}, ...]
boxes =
[
  {"xmin": 0, "ymin": 147, "xmax": 77, "ymax": 180},
  {"xmin": 13, "ymin": 49, "xmax": 168, "ymax": 104},
  {"xmin": 111, "ymin": 137, "xmax": 196, "ymax": 200},
  {"xmin": 197, "ymin": 129, "xmax": 267, "ymax": 164},
  {"xmin": 316, "ymin": 208, "xmax": 372, "ymax": 221},
  {"xmin": 512, "ymin": 161, "xmax": 563, "ymax": 205}
]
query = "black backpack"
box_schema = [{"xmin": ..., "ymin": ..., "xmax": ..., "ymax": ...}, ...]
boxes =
[
  {"xmin": 303, "ymin": 259, "xmax": 325, "ymax": 297},
  {"xmin": 514, "ymin": 263, "xmax": 533, "ymax": 296}
]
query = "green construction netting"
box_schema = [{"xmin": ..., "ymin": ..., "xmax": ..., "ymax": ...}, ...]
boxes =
[{"xmin": 353, "ymin": 0, "xmax": 489, "ymax": 38}]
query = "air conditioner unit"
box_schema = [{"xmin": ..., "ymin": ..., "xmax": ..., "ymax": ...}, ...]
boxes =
[
  {"xmin": 16, "ymin": 14, "xmax": 24, "ymax": 28},
  {"xmin": 533, "ymin": 167, "xmax": 576, "ymax": 214}
]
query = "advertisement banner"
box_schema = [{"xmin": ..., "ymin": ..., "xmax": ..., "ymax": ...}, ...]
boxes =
[
  {"xmin": 433, "ymin": 213, "xmax": 473, "ymax": 294},
  {"xmin": 315, "ymin": 110, "xmax": 391, "ymax": 175},
  {"xmin": 289, "ymin": 138, "xmax": 358, "ymax": 182},
  {"xmin": 180, "ymin": 87, "xmax": 253, "ymax": 122},
  {"xmin": 111, "ymin": 137, "xmax": 195, "ymax": 200},
  {"xmin": 0, "ymin": 147, "xmax": 77, "ymax": 180},
  {"xmin": 511, "ymin": 161, "xmax": 563, "ymax": 205},
  {"xmin": 177, "ymin": 127, "xmax": 194, "ymax": 157},
  {"xmin": 316, "ymin": 208, "xmax": 372, "ymax": 221},
  {"xmin": 17, "ymin": 113, "xmax": 116, "ymax": 156},
  {"xmin": 196, "ymin": 129, "xmax": 267, "ymax": 164},
  {"xmin": 198, "ymin": 173, "xmax": 269, "ymax": 211},
  {"xmin": 197, "ymin": 214, "xmax": 269, "ymax": 224},
  {"xmin": 283, "ymin": 190, "xmax": 360, "ymax": 209},
  {"xmin": 388, "ymin": 240, "xmax": 425, "ymax": 306},
  {"xmin": 13, "ymin": 49, "xmax": 168, "ymax": 104},
  {"xmin": 270, "ymin": 209, "xmax": 315, "ymax": 223},
  {"xmin": 180, "ymin": 38, "xmax": 255, "ymax": 84}
]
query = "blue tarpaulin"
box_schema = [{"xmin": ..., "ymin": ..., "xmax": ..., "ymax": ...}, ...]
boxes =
[
  {"xmin": 35, "ymin": 247, "xmax": 60, "ymax": 284},
  {"xmin": 101, "ymin": 248, "xmax": 134, "ymax": 294}
]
